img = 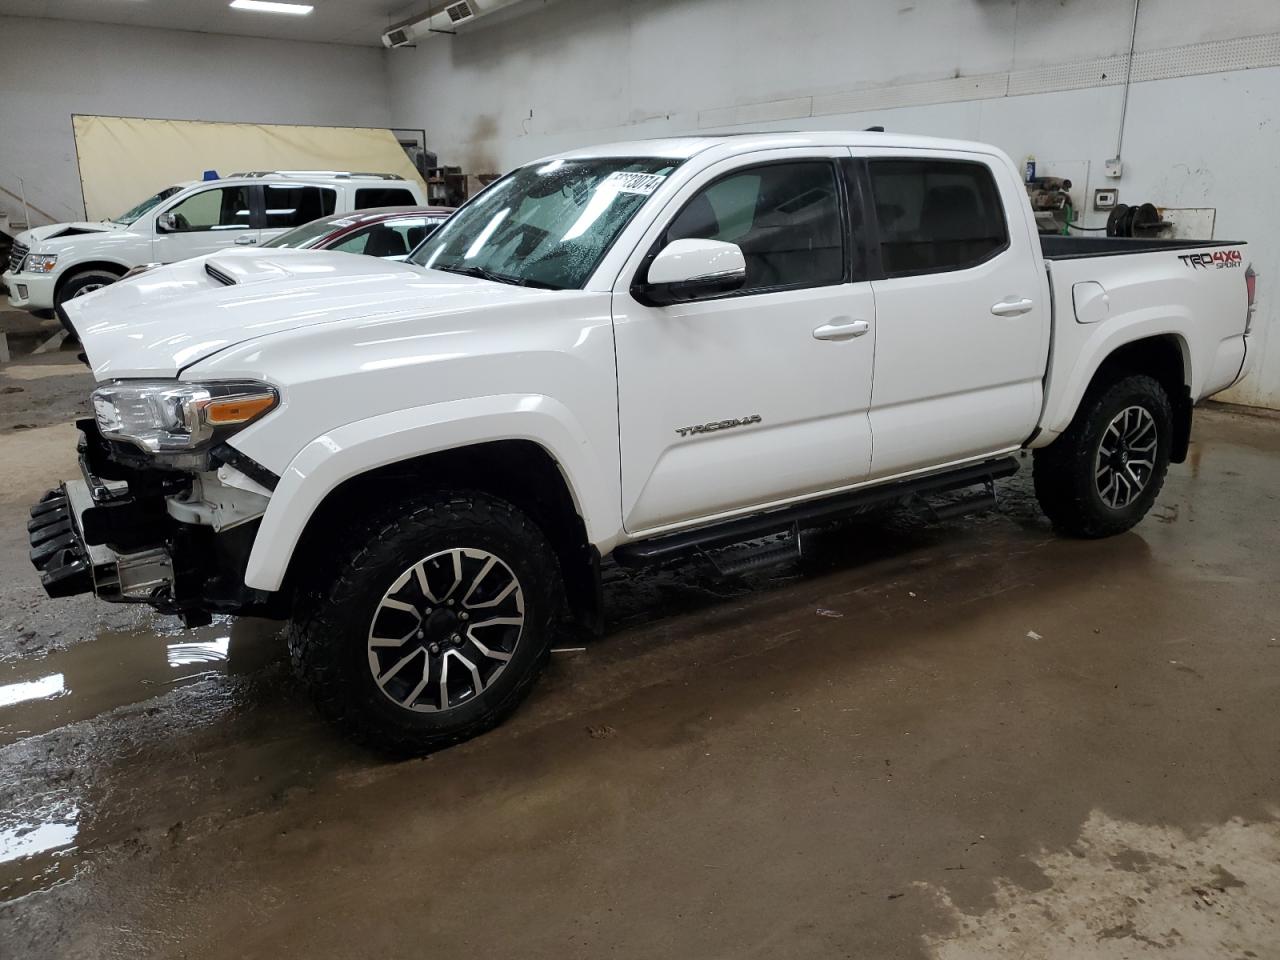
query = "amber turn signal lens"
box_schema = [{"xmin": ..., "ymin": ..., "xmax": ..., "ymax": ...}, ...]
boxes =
[{"xmin": 205, "ymin": 393, "xmax": 276, "ymax": 425}]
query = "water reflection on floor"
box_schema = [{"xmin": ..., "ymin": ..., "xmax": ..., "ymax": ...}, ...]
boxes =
[
  {"xmin": 0, "ymin": 617, "xmax": 285, "ymax": 900},
  {"xmin": 0, "ymin": 616, "xmax": 284, "ymax": 748},
  {"xmin": 0, "ymin": 795, "xmax": 80, "ymax": 901}
]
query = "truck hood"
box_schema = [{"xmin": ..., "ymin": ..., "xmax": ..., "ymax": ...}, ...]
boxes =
[
  {"xmin": 19, "ymin": 221, "xmax": 128, "ymax": 247},
  {"xmin": 62, "ymin": 249, "xmax": 550, "ymax": 379}
]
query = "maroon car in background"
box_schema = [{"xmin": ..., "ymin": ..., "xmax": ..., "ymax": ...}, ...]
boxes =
[{"xmin": 262, "ymin": 206, "xmax": 456, "ymax": 260}]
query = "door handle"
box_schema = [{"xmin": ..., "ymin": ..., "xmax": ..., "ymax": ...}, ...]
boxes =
[
  {"xmin": 991, "ymin": 298, "xmax": 1033, "ymax": 317},
  {"xmin": 235, "ymin": 236, "xmax": 257, "ymax": 246},
  {"xmin": 813, "ymin": 319, "xmax": 870, "ymax": 341}
]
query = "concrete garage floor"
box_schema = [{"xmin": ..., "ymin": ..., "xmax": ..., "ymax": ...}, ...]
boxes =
[{"xmin": 1, "ymin": 314, "xmax": 1279, "ymax": 959}]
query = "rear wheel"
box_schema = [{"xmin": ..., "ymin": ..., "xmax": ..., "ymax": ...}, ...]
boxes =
[
  {"xmin": 288, "ymin": 491, "xmax": 562, "ymax": 755},
  {"xmin": 1033, "ymin": 373, "xmax": 1173, "ymax": 538}
]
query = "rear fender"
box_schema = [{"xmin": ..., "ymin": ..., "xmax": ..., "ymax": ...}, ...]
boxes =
[{"xmin": 1035, "ymin": 318, "xmax": 1193, "ymax": 442}]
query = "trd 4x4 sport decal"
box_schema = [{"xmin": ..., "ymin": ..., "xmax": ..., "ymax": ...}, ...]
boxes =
[{"xmin": 1179, "ymin": 249, "xmax": 1243, "ymax": 270}]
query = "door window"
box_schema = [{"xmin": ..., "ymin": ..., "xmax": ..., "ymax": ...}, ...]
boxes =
[
  {"xmin": 262, "ymin": 185, "xmax": 337, "ymax": 229},
  {"xmin": 354, "ymin": 187, "xmax": 417, "ymax": 209},
  {"xmin": 163, "ymin": 187, "xmax": 252, "ymax": 232},
  {"xmin": 868, "ymin": 159, "xmax": 1008, "ymax": 277},
  {"xmin": 663, "ymin": 161, "xmax": 844, "ymax": 293},
  {"xmin": 331, "ymin": 218, "xmax": 445, "ymax": 257}
]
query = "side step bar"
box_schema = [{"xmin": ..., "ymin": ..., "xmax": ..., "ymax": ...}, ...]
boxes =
[{"xmin": 613, "ymin": 456, "xmax": 1018, "ymax": 568}]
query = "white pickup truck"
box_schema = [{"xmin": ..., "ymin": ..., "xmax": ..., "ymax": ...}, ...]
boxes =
[
  {"xmin": 28, "ymin": 132, "xmax": 1255, "ymax": 754},
  {"xmin": 3, "ymin": 171, "xmax": 425, "ymax": 322}
]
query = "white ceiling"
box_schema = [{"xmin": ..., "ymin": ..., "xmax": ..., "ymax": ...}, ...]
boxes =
[{"xmin": 0, "ymin": 0, "xmax": 432, "ymax": 46}]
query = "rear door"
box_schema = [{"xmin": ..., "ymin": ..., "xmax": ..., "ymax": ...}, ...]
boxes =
[
  {"xmin": 257, "ymin": 183, "xmax": 339, "ymax": 244},
  {"xmin": 862, "ymin": 152, "xmax": 1049, "ymax": 477},
  {"xmin": 612, "ymin": 147, "xmax": 877, "ymax": 535}
]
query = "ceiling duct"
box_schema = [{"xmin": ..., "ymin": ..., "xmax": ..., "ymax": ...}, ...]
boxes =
[{"xmin": 382, "ymin": 0, "xmax": 524, "ymax": 47}]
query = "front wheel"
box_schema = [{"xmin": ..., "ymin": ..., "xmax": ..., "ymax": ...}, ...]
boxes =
[
  {"xmin": 288, "ymin": 491, "xmax": 563, "ymax": 755},
  {"xmin": 1033, "ymin": 373, "xmax": 1173, "ymax": 538},
  {"xmin": 55, "ymin": 269, "xmax": 120, "ymax": 335}
]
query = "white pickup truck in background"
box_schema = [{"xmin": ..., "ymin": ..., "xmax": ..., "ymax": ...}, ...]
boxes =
[
  {"xmin": 27, "ymin": 132, "xmax": 1254, "ymax": 754},
  {"xmin": 3, "ymin": 171, "xmax": 426, "ymax": 322}
]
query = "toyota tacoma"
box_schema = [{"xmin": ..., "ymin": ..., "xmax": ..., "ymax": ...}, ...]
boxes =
[{"xmin": 27, "ymin": 132, "xmax": 1256, "ymax": 753}]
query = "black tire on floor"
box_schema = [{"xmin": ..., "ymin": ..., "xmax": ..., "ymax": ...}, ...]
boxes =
[
  {"xmin": 55, "ymin": 269, "xmax": 120, "ymax": 335},
  {"xmin": 1033, "ymin": 373, "xmax": 1173, "ymax": 538},
  {"xmin": 288, "ymin": 490, "xmax": 563, "ymax": 756}
]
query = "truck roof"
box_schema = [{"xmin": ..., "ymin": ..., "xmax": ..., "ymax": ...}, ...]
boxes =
[{"xmin": 541, "ymin": 130, "xmax": 1004, "ymax": 163}]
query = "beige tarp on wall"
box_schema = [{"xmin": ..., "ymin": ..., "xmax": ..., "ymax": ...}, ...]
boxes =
[{"xmin": 72, "ymin": 116, "xmax": 425, "ymax": 221}]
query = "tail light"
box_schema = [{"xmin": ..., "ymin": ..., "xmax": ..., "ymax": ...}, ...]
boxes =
[{"xmin": 1245, "ymin": 264, "xmax": 1257, "ymax": 335}]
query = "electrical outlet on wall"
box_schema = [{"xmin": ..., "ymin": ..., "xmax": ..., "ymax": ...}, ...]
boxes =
[
  {"xmin": 1094, "ymin": 189, "xmax": 1118, "ymax": 210},
  {"xmin": 1104, "ymin": 157, "xmax": 1123, "ymax": 179}
]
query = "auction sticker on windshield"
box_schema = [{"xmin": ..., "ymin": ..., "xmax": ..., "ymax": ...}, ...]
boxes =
[{"xmin": 604, "ymin": 172, "xmax": 668, "ymax": 195}]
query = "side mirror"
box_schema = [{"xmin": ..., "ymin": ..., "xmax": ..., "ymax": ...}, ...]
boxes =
[
  {"xmin": 156, "ymin": 212, "xmax": 177, "ymax": 233},
  {"xmin": 635, "ymin": 238, "xmax": 746, "ymax": 306}
]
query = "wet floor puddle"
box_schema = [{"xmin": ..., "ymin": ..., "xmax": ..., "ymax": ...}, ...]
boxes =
[
  {"xmin": 0, "ymin": 616, "xmax": 285, "ymax": 748},
  {"xmin": 0, "ymin": 794, "xmax": 80, "ymax": 901},
  {"xmin": 0, "ymin": 617, "xmax": 285, "ymax": 900}
]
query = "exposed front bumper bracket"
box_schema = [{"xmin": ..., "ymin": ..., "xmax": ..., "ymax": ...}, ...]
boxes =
[
  {"xmin": 28, "ymin": 481, "xmax": 175, "ymax": 602},
  {"xmin": 29, "ymin": 488, "xmax": 97, "ymax": 598}
]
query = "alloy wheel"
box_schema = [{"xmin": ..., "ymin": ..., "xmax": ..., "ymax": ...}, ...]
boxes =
[
  {"xmin": 366, "ymin": 547, "xmax": 525, "ymax": 713},
  {"xmin": 1094, "ymin": 404, "xmax": 1157, "ymax": 509}
]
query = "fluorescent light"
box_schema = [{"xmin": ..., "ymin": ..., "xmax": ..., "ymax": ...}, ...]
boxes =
[{"xmin": 229, "ymin": 0, "xmax": 314, "ymax": 14}]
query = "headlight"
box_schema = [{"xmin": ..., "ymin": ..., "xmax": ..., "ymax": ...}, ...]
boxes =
[
  {"xmin": 91, "ymin": 380, "xmax": 278, "ymax": 453},
  {"xmin": 24, "ymin": 253, "xmax": 58, "ymax": 274}
]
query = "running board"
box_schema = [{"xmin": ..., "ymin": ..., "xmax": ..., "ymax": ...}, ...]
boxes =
[
  {"xmin": 705, "ymin": 532, "xmax": 802, "ymax": 577},
  {"xmin": 613, "ymin": 457, "xmax": 1018, "ymax": 568},
  {"xmin": 915, "ymin": 479, "xmax": 998, "ymax": 522}
]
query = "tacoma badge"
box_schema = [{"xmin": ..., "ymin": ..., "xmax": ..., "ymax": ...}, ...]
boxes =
[{"xmin": 675, "ymin": 414, "xmax": 762, "ymax": 438}]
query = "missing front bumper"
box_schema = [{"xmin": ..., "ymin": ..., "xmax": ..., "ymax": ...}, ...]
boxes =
[{"xmin": 28, "ymin": 481, "xmax": 175, "ymax": 602}]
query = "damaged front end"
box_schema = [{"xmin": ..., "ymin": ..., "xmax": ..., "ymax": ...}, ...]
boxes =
[{"xmin": 28, "ymin": 418, "xmax": 283, "ymax": 627}]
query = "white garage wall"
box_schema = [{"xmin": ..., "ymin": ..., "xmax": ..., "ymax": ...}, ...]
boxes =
[
  {"xmin": 387, "ymin": 0, "xmax": 1280, "ymax": 409},
  {"xmin": 0, "ymin": 16, "xmax": 392, "ymax": 227}
]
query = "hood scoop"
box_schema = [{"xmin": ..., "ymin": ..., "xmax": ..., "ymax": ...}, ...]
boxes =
[
  {"xmin": 202, "ymin": 253, "xmax": 293, "ymax": 286},
  {"xmin": 50, "ymin": 226, "xmax": 107, "ymax": 238},
  {"xmin": 205, "ymin": 262, "xmax": 237, "ymax": 286}
]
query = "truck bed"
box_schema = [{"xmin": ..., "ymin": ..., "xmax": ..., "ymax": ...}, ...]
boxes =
[{"xmin": 1036, "ymin": 238, "xmax": 1251, "ymax": 445}]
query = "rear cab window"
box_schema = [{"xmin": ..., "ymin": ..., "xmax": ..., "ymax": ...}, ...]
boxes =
[{"xmin": 868, "ymin": 159, "xmax": 1008, "ymax": 277}]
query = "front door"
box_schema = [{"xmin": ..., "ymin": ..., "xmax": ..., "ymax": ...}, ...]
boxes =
[
  {"xmin": 862, "ymin": 153, "xmax": 1049, "ymax": 477},
  {"xmin": 153, "ymin": 185, "xmax": 258, "ymax": 263},
  {"xmin": 613, "ymin": 148, "xmax": 877, "ymax": 535}
]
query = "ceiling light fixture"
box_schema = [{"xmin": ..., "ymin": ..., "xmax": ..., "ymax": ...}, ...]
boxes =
[{"xmin": 229, "ymin": 0, "xmax": 315, "ymax": 15}]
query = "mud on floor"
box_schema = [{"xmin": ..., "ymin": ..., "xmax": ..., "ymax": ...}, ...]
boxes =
[{"xmin": 0, "ymin": 402, "xmax": 1277, "ymax": 959}]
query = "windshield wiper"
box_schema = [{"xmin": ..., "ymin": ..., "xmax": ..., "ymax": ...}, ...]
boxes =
[{"xmin": 436, "ymin": 264, "xmax": 561, "ymax": 290}]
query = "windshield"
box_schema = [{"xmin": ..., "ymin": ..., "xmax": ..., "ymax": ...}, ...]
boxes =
[
  {"xmin": 408, "ymin": 157, "xmax": 681, "ymax": 289},
  {"xmin": 113, "ymin": 186, "xmax": 183, "ymax": 225},
  {"xmin": 263, "ymin": 213, "xmax": 365, "ymax": 249}
]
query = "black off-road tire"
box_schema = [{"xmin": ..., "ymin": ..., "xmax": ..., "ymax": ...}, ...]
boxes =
[
  {"xmin": 288, "ymin": 490, "xmax": 563, "ymax": 756},
  {"xmin": 55, "ymin": 269, "xmax": 120, "ymax": 335},
  {"xmin": 1033, "ymin": 373, "xmax": 1173, "ymax": 538}
]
